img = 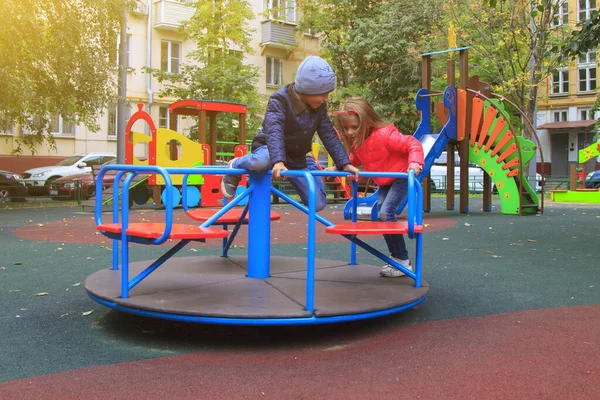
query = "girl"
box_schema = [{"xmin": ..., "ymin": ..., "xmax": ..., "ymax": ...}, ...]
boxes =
[{"xmin": 335, "ymin": 98, "xmax": 424, "ymax": 278}]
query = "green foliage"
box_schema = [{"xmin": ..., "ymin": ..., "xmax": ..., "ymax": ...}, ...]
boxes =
[
  {"xmin": 0, "ymin": 0, "xmax": 130, "ymax": 154},
  {"xmin": 146, "ymin": 0, "xmax": 265, "ymax": 142},
  {"xmin": 298, "ymin": 0, "xmax": 441, "ymax": 133},
  {"xmin": 435, "ymin": 0, "xmax": 569, "ymax": 139}
]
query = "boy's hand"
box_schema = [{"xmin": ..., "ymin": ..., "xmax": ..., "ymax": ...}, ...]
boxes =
[
  {"xmin": 408, "ymin": 162, "xmax": 422, "ymax": 176},
  {"xmin": 324, "ymin": 166, "xmax": 337, "ymax": 171},
  {"xmin": 272, "ymin": 162, "xmax": 288, "ymax": 180},
  {"xmin": 342, "ymin": 164, "xmax": 360, "ymax": 180}
]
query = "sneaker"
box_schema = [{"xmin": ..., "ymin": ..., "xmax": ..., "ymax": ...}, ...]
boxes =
[
  {"xmin": 380, "ymin": 258, "xmax": 412, "ymax": 278},
  {"xmin": 221, "ymin": 159, "xmax": 241, "ymax": 199}
]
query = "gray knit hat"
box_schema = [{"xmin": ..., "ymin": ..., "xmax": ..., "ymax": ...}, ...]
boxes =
[{"xmin": 294, "ymin": 56, "xmax": 336, "ymax": 95}]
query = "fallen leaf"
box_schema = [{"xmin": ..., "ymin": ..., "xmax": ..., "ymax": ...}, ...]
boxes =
[
  {"xmin": 81, "ymin": 310, "xmax": 93, "ymax": 316},
  {"xmin": 56, "ymin": 247, "xmax": 63, "ymax": 251},
  {"xmin": 480, "ymin": 249, "xmax": 495, "ymax": 254},
  {"xmin": 71, "ymin": 283, "xmax": 81, "ymax": 287},
  {"xmin": 37, "ymin": 223, "xmax": 44, "ymax": 227},
  {"xmin": 464, "ymin": 223, "xmax": 472, "ymax": 227},
  {"xmin": 190, "ymin": 248, "xmax": 198, "ymax": 252},
  {"xmin": 491, "ymin": 255, "xmax": 502, "ymax": 258},
  {"xmin": 442, "ymin": 237, "xmax": 449, "ymax": 241},
  {"xmin": 13, "ymin": 262, "xmax": 22, "ymax": 265},
  {"xmin": 527, "ymin": 239, "xmax": 537, "ymax": 243},
  {"xmin": 36, "ymin": 292, "xmax": 49, "ymax": 296}
]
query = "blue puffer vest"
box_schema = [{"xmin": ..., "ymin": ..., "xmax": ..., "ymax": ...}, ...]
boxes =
[{"xmin": 252, "ymin": 84, "xmax": 350, "ymax": 170}]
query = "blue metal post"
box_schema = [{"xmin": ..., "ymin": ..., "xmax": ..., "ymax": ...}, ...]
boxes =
[
  {"xmin": 247, "ymin": 172, "xmax": 270, "ymax": 278},
  {"xmin": 350, "ymin": 180, "xmax": 358, "ymax": 265}
]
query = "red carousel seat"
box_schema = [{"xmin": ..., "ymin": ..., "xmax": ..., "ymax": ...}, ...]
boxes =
[
  {"xmin": 325, "ymin": 221, "xmax": 423, "ymax": 235},
  {"xmin": 97, "ymin": 223, "xmax": 228, "ymax": 240}
]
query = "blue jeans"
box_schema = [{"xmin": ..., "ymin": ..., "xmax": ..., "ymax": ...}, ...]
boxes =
[
  {"xmin": 232, "ymin": 145, "xmax": 328, "ymax": 211},
  {"xmin": 377, "ymin": 178, "xmax": 408, "ymax": 260}
]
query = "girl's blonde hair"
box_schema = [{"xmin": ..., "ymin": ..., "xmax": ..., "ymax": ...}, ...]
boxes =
[{"xmin": 335, "ymin": 97, "xmax": 388, "ymax": 151}]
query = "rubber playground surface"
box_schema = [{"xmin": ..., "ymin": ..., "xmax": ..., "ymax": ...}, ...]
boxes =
[{"xmin": 1, "ymin": 198, "xmax": 599, "ymax": 399}]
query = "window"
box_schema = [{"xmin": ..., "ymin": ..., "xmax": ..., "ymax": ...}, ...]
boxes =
[
  {"xmin": 0, "ymin": 112, "xmax": 12, "ymax": 134},
  {"xmin": 552, "ymin": 1, "xmax": 569, "ymax": 26},
  {"xmin": 266, "ymin": 57, "xmax": 283, "ymax": 86},
  {"xmin": 161, "ymin": 41, "xmax": 180, "ymax": 73},
  {"xmin": 108, "ymin": 106, "xmax": 117, "ymax": 138},
  {"xmin": 578, "ymin": 0, "xmax": 596, "ymax": 22},
  {"xmin": 110, "ymin": 34, "xmax": 131, "ymax": 67},
  {"xmin": 265, "ymin": 0, "xmax": 296, "ymax": 23},
  {"xmin": 49, "ymin": 114, "xmax": 74, "ymax": 136},
  {"xmin": 578, "ymin": 51, "xmax": 597, "ymax": 92},
  {"xmin": 82, "ymin": 154, "xmax": 105, "ymax": 166},
  {"xmin": 579, "ymin": 108, "xmax": 598, "ymax": 120},
  {"xmin": 553, "ymin": 110, "xmax": 568, "ymax": 122},
  {"xmin": 552, "ymin": 69, "xmax": 569, "ymax": 94},
  {"xmin": 158, "ymin": 106, "xmax": 178, "ymax": 130},
  {"xmin": 108, "ymin": 103, "xmax": 132, "ymax": 138}
]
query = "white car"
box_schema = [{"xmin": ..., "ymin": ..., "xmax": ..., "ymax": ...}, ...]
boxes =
[
  {"xmin": 22, "ymin": 152, "xmax": 116, "ymax": 195},
  {"xmin": 428, "ymin": 152, "xmax": 542, "ymax": 193}
]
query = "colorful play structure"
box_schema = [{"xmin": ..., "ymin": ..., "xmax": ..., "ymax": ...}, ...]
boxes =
[
  {"xmin": 344, "ymin": 46, "xmax": 544, "ymax": 219},
  {"xmin": 86, "ymin": 164, "xmax": 426, "ymax": 325},
  {"xmin": 103, "ymin": 100, "xmax": 249, "ymax": 209},
  {"xmin": 550, "ymin": 141, "xmax": 600, "ymax": 203}
]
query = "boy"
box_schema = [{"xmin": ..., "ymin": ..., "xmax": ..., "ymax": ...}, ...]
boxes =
[{"xmin": 221, "ymin": 56, "xmax": 359, "ymax": 211}]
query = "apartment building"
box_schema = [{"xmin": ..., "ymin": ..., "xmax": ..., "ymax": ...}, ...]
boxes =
[
  {"xmin": 0, "ymin": 0, "xmax": 319, "ymax": 168},
  {"xmin": 536, "ymin": 0, "xmax": 599, "ymax": 176}
]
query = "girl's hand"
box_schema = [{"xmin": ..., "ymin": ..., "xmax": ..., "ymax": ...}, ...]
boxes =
[
  {"xmin": 408, "ymin": 162, "xmax": 422, "ymax": 176},
  {"xmin": 342, "ymin": 164, "xmax": 360, "ymax": 180},
  {"xmin": 324, "ymin": 166, "xmax": 337, "ymax": 171}
]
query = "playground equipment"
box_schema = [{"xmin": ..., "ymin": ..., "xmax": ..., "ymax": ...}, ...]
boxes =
[
  {"xmin": 344, "ymin": 46, "xmax": 545, "ymax": 219},
  {"xmin": 119, "ymin": 100, "xmax": 248, "ymax": 208},
  {"xmin": 550, "ymin": 141, "xmax": 600, "ymax": 203},
  {"xmin": 85, "ymin": 165, "xmax": 426, "ymax": 325}
]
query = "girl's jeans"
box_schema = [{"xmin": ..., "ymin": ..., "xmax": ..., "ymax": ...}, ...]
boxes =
[
  {"xmin": 232, "ymin": 145, "xmax": 328, "ymax": 211},
  {"xmin": 377, "ymin": 178, "xmax": 408, "ymax": 260}
]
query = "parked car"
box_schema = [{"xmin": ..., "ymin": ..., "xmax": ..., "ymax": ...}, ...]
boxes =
[
  {"xmin": 22, "ymin": 152, "xmax": 116, "ymax": 195},
  {"xmin": 0, "ymin": 170, "xmax": 28, "ymax": 204},
  {"xmin": 585, "ymin": 169, "xmax": 600, "ymax": 188},
  {"xmin": 50, "ymin": 159, "xmax": 117, "ymax": 200}
]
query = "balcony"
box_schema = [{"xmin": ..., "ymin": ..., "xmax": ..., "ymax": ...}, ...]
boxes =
[
  {"xmin": 260, "ymin": 20, "xmax": 297, "ymax": 50},
  {"xmin": 153, "ymin": 0, "xmax": 195, "ymax": 31}
]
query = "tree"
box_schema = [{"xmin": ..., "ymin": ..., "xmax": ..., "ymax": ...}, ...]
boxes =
[
  {"xmin": 0, "ymin": 0, "xmax": 131, "ymax": 154},
  {"xmin": 146, "ymin": 0, "xmax": 265, "ymax": 142},
  {"xmin": 298, "ymin": 0, "xmax": 442, "ymax": 133},
  {"xmin": 437, "ymin": 0, "xmax": 570, "ymax": 140}
]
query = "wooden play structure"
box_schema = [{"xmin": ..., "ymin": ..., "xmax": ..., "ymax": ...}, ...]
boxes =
[
  {"xmin": 341, "ymin": 46, "xmax": 545, "ymax": 218},
  {"xmin": 121, "ymin": 100, "xmax": 249, "ymax": 208},
  {"xmin": 418, "ymin": 46, "xmax": 545, "ymax": 215}
]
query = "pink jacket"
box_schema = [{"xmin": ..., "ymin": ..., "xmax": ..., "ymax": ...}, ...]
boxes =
[{"xmin": 349, "ymin": 124, "xmax": 424, "ymax": 186}]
